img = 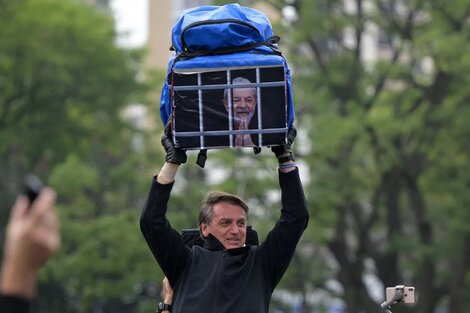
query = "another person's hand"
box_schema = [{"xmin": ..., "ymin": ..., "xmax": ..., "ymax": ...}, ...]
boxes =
[
  {"xmin": 0, "ymin": 188, "xmax": 60, "ymax": 299},
  {"xmin": 157, "ymin": 277, "xmax": 173, "ymax": 313},
  {"xmin": 161, "ymin": 121, "xmax": 187, "ymax": 165},
  {"xmin": 272, "ymin": 126, "xmax": 297, "ymax": 157},
  {"xmin": 162, "ymin": 277, "xmax": 173, "ymax": 305}
]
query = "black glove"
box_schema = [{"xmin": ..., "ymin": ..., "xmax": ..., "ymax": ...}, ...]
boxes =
[
  {"xmin": 271, "ymin": 126, "xmax": 297, "ymax": 158},
  {"xmin": 161, "ymin": 121, "xmax": 187, "ymax": 165}
]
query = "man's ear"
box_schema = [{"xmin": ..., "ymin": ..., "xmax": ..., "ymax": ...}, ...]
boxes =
[{"xmin": 201, "ymin": 224, "xmax": 209, "ymax": 237}]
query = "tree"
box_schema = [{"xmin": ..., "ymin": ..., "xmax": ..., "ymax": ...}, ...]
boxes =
[
  {"xmin": 0, "ymin": 0, "xmax": 161, "ymax": 312},
  {"xmin": 0, "ymin": 0, "xmax": 140, "ymax": 197},
  {"xmin": 216, "ymin": 0, "xmax": 470, "ymax": 312},
  {"xmin": 262, "ymin": 0, "xmax": 469, "ymax": 312}
]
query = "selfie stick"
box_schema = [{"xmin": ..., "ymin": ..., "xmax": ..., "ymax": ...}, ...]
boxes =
[{"xmin": 380, "ymin": 285, "xmax": 405, "ymax": 313}]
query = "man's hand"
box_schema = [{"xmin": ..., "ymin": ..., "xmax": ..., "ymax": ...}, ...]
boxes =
[
  {"xmin": 161, "ymin": 121, "xmax": 187, "ymax": 165},
  {"xmin": 272, "ymin": 126, "xmax": 297, "ymax": 157},
  {"xmin": 240, "ymin": 117, "xmax": 249, "ymax": 130},
  {"xmin": 1, "ymin": 188, "xmax": 60, "ymax": 299}
]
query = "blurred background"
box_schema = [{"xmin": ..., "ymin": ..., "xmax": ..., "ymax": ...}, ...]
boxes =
[{"xmin": 1, "ymin": 0, "xmax": 469, "ymax": 312}]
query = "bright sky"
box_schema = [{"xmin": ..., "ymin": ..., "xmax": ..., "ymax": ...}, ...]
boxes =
[{"xmin": 110, "ymin": 0, "xmax": 148, "ymax": 47}]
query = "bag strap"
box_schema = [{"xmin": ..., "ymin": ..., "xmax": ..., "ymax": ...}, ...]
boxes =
[
  {"xmin": 180, "ymin": 19, "xmax": 263, "ymax": 53},
  {"xmin": 196, "ymin": 149, "xmax": 207, "ymax": 168},
  {"xmin": 173, "ymin": 36, "xmax": 282, "ymax": 62}
]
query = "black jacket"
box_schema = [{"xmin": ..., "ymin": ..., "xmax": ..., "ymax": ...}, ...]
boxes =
[
  {"xmin": 140, "ymin": 168, "xmax": 309, "ymax": 313},
  {"xmin": 0, "ymin": 295, "xmax": 30, "ymax": 313}
]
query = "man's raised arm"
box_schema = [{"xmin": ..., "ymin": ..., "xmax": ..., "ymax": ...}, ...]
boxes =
[{"xmin": 139, "ymin": 122, "xmax": 189, "ymax": 284}]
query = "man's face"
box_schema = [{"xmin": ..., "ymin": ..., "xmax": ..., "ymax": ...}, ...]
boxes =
[
  {"xmin": 201, "ymin": 201, "xmax": 247, "ymax": 249},
  {"xmin": 225, "ymin": 88, "xmax": 256, "ymax": 129}
]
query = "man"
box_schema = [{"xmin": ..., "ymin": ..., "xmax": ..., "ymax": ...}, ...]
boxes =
[
  {"xmin": 223, "ymin": 77, "xmax": 257, "ymax": 147},
  {"xmin": 140, "ymin": 124, "xmax": 309, "ymax": 313},
  {"xmin": 0, "ymin": 187, "xmax": 60, "ymax": 313}
]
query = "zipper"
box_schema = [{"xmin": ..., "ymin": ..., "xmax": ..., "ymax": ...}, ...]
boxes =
[
  {"xmin": 211, "ymin": 251, "xmax": 225, "ymax": 313},
  {"xmin": 180, "ymin": 19, "xmax": 262, "ymax": 52}
]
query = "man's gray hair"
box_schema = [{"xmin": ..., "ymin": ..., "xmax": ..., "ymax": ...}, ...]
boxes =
[{"xmin": 224, "ymin": 77, "xmax": 256, "ymax": 99}]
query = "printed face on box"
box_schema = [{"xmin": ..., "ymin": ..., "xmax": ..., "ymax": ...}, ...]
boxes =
[
  {"xmin": 223, "ymin": 77, "xmax": 257, "ymax": 147},
  {"xmin": 224, "ymin": 77, "xmax": 257, "ymax": 131},
  {"xmin": 171, "ymin": 65, "xmax": 288, "ymax": 150}
]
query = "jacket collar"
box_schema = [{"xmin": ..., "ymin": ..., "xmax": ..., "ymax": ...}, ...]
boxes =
[
  {"xmin": 202, "ymin": 234, "xmax": 251, "ymax": 255},
  {"xmin": 203, "ymin": 234, "xmax": 225, "ymax": 251}
]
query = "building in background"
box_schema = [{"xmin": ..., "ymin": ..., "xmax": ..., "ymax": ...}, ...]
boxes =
[{"xmin": 146, "ymin": 0, "xmax": 211, "ymax": 70}]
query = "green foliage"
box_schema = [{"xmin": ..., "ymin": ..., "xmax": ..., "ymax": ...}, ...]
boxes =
[
  {"xmin": 47, "ymin": 210, "xmax": 157, "ymax": 310},
  {"xmin": 266, "ymin": 0, "xmax": 470, "ymax": 312},
  {"xmin": 0, "ymin": 0, "xmax": 136, "ymax": 162},
  {"xmin": 0, "ymin": 0, "xmax": 161, "ymax": 312}
]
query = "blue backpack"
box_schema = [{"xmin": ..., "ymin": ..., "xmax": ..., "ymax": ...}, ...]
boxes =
[{"xmin": 160, "ymin": 4, "xmax": 294, "ymax": 163}]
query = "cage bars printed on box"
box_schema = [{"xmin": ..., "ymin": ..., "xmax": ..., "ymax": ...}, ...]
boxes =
[{"xmin": 170, "ymin": 65, "xmax": 288, "ymax": 150}]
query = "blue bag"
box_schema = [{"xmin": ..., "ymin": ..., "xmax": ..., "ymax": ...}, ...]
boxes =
[{"xmin": 160, "ymin": 4, "xmax": 295, "ymax": 151}]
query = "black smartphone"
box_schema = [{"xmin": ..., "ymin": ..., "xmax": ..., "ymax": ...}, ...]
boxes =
[{"xmin": 23, "ymin": 174, "xmax": 45, "ymax": 205}]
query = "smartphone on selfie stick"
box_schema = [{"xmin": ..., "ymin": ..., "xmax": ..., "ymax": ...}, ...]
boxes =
[{"xmin": 381, "ymin": 285, "xmax": 416, "ymax": 313}]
